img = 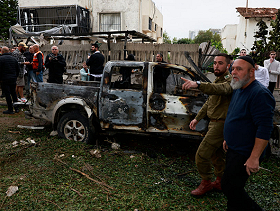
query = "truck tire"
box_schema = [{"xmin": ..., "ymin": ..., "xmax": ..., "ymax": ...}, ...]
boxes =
[{"xmin": 57, "ymin": 111, "xmax": 93, "ymax": 144}]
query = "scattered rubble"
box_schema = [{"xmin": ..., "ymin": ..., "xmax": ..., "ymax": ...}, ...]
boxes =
[{"xmin": 6, "ymin": 186, "xmax": 18, "ymax": 197}]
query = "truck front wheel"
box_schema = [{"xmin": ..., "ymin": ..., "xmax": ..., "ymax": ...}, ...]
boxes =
[{"xmin": 57, "ymin": 111, "xmax": 93, "ymax": 144}]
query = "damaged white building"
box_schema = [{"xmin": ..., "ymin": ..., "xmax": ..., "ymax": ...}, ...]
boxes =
[{"xmin": 17, "ymin": 0, "xmax": 163, "ymax": 43}]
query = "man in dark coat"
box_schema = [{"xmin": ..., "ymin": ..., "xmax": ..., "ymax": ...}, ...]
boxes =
[
  {"xmin": 0, "ymin": 47, "xmax": 20, "ymax": 114},
  {"xmin": 86, "ymin": 41, "xmax": 105, "ymax": 81},
  {"xmin": 154, "ymin": 53, "xmax": 169, "ymax": 93},
  {"xmin": 45, "ymin": 46, "xmax": 66, "ymax": 84}
]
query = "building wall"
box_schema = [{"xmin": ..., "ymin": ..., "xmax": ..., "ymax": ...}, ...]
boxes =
[
  {"xmin": 93, "ymin": 0, "xmax": 140, "ymax": 32},
  {"xmin": 141, "ymin": 0, "xmax": 163, "ymax": 42},
  {"xmin": 18, "ymin": 0, "xmax": 90, "ymax": 8},
  {"xmin": 222, "ymin": 17, "xmax": 273, "ymax": 54},
  {"xmin": 18, "ymin": 0, "xmax": 163, "ymax": 43},
  {"xmin": 221, "ymin": 24, "xmax": 237, "ymax": 54}
]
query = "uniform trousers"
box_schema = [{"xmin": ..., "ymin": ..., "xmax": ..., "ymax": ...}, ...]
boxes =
[
  {"xmin": 195, "ymin": 121, "xmax": 225, "ymax": 180},
  {"xmin": 221, "ymin": 148, "xmax": 263, "ymax": 211}
]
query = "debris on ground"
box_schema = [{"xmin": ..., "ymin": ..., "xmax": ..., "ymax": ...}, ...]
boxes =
[
  {"xmin": 10, "ymin": 138, "xmax": 36, "ymax": 148},
  {"xmin": 50, "ymin": 131, "xmax": 58, "ymax": 136},
  {"xmin": 89, "ymin": 149, "xmax": 101, "ymax": 158},
  {"xmin": 111, "ymin": 143, "xmax": 120, "ymax": 150},
  {"xmin": 17, "ymin": 125, "xmax": 44, "ymax": 130},
  {"xmin": 6, "ymin": 186, "xmax": 18, "ymax": 197}
]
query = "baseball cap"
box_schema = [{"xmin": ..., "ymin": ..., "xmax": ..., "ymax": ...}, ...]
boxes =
[{"xmin": 18, "ymin": 42, "xmax": 28, "ymax": 48}]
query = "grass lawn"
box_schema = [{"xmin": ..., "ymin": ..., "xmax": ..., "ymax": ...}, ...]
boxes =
[{"xmin": 0, "ymin": 115, "xmax": 279, "ymax": 210}]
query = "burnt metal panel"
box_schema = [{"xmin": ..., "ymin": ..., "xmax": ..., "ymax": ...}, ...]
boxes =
[
  {"xmin": 100, "ymin": 90, "xmax": 144, "ymax": 127},
  {"xmin": 35, "ymin": 83, "xmax": 99, "ymax": 109}
]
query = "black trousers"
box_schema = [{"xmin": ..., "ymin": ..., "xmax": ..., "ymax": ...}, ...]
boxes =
[
  {"xmin": 268, "ymin": 82, "xmax": 276, "ymax": 94},
  {"xmin": 221, "ymin": 148, "xmax": 263, "ymax": 211},
  {"xmin": 2, "ymin": 80, "xmax": 18, "ymax": 111}
]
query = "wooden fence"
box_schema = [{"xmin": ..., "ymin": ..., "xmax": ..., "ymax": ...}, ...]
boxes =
[{"xmin": 40, "ymin": 43, "xmax": 200, "ymax": 70}]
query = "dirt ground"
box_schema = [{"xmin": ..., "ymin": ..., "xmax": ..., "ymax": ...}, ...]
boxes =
[{"xmin": 0, "ymin": 98, "xmax": 48, "ymax": 130}]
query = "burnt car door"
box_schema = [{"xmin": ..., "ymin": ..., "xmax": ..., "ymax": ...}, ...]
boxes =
[
  {"xmin": 99, "ymin": 62, "xmax": 146, "ymax": 130},
  {"xmin": 147, "ymin": 64, "xmax": 208, "ymax": 137}
]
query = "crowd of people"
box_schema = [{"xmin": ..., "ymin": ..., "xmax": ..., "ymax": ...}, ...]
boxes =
[{"xmin": 0, "ymin": 43, "xmax": 66, "ymax": 114}]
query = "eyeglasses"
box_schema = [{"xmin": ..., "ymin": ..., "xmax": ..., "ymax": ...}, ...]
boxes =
[{"xmin": 52, "ymin": 49, "xmax": 58, "ymax": 50}]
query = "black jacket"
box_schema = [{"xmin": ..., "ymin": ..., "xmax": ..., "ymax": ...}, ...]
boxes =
[
  {"xmin": 45, "ymin": 53, "xmax": 66, "ymax": 84},
  {"xmin": 86, "ymin": 52, "xmax": 105, "ymax": 74},
  {"xmin": 0, "ymin": 53, "xmax": 19, "ymax": 82},
  {"xmin": 24, "ymin": 51, "xmax": 34, "ymax": 71}
]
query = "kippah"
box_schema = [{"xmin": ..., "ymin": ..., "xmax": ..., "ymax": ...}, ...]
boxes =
[{"xmin": 237, "ymin": 56, "xmax": 255, "ymax": 67}]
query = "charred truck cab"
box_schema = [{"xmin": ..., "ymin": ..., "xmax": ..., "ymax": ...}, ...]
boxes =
[{"xmin": 27, "ymin": 61, "xmax": 209, "ymax": 144}]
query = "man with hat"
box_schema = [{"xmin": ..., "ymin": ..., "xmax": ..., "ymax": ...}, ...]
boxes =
[
  {"xmin": 86, "ymin": 41, "xmax": 105, "ymax": 81},
  {"xmin": 222, "ymin": 56, "xmax": 275, "ymax": 210},
  {"xmin": 12, "ymin": 42, "xmax": 28, "ymax": 103}
]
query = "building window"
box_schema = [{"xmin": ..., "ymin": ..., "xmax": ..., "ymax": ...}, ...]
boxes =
[
  {"xmin": 100, "ymin": 13, "xmax": 121, "ymax": 32},
  {"xmin": 149, "ymin": 18, "xmax": 152, "ymax": 31},
  {"xmin": 155, "ymin": 24, "xmax": 157, "ymax": 31},
  {"xmin": 161, "ymin": 28, "xmax": 163, "ymax": 37}
]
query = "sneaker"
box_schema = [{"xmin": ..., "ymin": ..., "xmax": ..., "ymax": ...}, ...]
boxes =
[
  {"xmin": 20, "ymin": 98, "xmax": 27, "ymax": 103},
  {"xmin": 18, "ymin": 98, "xmax": 21, "ymax": 102},
  {"xmin": 3, "ymin": 110, "xmax": 14, "ymax": 114}
]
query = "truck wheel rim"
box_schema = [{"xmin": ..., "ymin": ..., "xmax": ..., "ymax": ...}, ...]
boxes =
[{"xmin": 64, "ymin": 120, "xmax": 85, "ymax": 142}]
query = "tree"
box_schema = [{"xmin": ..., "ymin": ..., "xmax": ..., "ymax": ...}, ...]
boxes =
[
  {"xmin": 193, "ymin": 30, "xmax": 214, "ymax": 44},
  {"xmin": 211, "ymin": 40, "xmax": 227, "ymax": 54},
  {"xmin": 176, "ymin": 38, "xmax": 194, "ymax": 44},
  {"xmin": 163, "ymin": 31, "xmax": 171, "ymax": 44},
  {"xmin": 0, "ymin": 0, "xmax": 18, "ymax": 40},
  {"xmin": 267, "ymin": 9, "xmax": 280, "ymax": 52},
  {"xmin": 231, "ymin": 47, "xmax": 240, "ymax": 58},
  {"xmin": 251, "ymin": 20, "xmax": 269, "ymax": 64},
  {"xmin": 172, "ymin": 37, "xmax": 178, "ymax": 44}
]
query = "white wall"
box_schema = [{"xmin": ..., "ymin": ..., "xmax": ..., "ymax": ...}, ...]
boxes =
[
  {"xmin": 235, "ymin": 17, "xmax": 273, "ymax": 53},
  {"xmin": 221, "ymin": 24, "xmax": 237, "ymax": 54},
  {"xmin": 93, "ymin": 0, "xmax": 140, "ymax": 32}
]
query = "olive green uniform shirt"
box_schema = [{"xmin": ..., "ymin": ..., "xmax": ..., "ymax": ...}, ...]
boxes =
[{"xmin": 195, "ymin": 71, "xmax": 233, "ymax": 122}]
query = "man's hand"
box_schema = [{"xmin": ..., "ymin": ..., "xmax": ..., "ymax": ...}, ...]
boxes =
[
  {"xmin": 244, "ymin": 157, "xmax": 259, "ymax": 176},
  {"xmin": 181, "ymin": 77, "xmax": 198, "ymax": 90},
  {"xmin": 270, "ymin": 58, "xmax": 274, "ymax": 63},
  {"xmin": 223, "ymin": 140, "xmax": 228, "ymax": 152},
  {"xmin": 189, "ymin": 119, "xmax": 198, "ymax": 130}
]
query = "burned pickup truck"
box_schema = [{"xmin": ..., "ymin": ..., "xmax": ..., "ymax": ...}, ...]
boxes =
[{"xmin": 26, "ymin": 61, "xmax": 209, "ymax": 143}]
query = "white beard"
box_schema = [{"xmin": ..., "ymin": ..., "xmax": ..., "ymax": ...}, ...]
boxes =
[{"xmin": 230, "ymin": 74, "xmax": 250, "ymax": 90}]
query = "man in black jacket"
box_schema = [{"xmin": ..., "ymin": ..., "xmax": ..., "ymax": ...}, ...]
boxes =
[
  {"xmin": 0, "ymin": 47, "xmax": 20, "ymax": 114},
  {"xmin": 45, "ymin": 46, "xmax": 66, "ymax": 84},
  {"xmin": 86, "ymin": 41, "xmax": 105, "ymax": 81}
]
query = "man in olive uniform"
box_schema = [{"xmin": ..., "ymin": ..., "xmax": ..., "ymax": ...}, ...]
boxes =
[{"xmin": 181, "ymin": 53, "xmax": 232, "ymax": 196}]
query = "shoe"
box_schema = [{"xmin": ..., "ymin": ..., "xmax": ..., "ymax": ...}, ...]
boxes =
[
  {"xmin": 15, "ymin": 108, "xmax": 20, "ymax": 113},
  {"xmin": 191, "ymin": 180, "xmax": 213, "ymax": 196},
  {"xmin": 211, "ymin": 177, "xmax": 222, "ymax": 191},
  {"xmin": 3, "ymin": 110, "xmax": 14, "ymax": 114},
  {"xmin": 20, "ymin": 98, "xmax": 27, "ymax": 103},
  {"xmin": 18, "ymin": 98, "xmax": 21, "ymax": 102}
]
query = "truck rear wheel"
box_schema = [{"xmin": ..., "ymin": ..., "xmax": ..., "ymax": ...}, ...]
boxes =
[{"xmin": 57, "ymin": 111, "xmax": 93, "ymax": 144}]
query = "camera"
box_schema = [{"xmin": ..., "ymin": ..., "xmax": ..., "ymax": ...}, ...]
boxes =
[{"xmin": 49, "ymin": 53, "xmax": 58, "ymax": 60}]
